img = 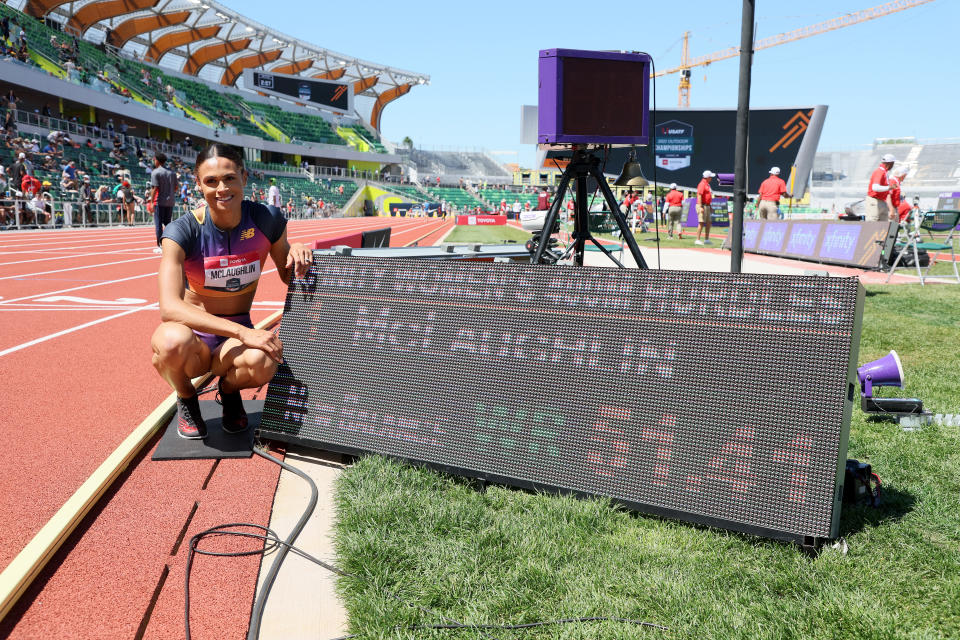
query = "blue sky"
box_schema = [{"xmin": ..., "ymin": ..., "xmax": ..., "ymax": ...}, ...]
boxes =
[{"xmin": 230, "ymin": 0, "xmax": 953, "ymax": 167}]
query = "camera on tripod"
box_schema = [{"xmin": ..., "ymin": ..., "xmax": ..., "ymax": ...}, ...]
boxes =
[{"xmin": 531, "ymin": 49, "xmax": 653, "ymax": 268}]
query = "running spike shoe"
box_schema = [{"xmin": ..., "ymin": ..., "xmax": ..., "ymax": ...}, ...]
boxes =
[
  {"xmin": 217, "ymin": 378, "xmax": 248, "ymax": 434},
  {"xmin": 176, "ymin": 394, "xmax": 207, "ymax": 439}
]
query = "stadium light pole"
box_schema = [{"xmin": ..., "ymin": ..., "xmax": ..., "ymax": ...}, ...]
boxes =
[{"xmin": 731, "ymin": 0, "xmax": 755, "ymax": 273}]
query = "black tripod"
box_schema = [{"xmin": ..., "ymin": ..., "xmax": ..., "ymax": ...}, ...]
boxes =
[{"xmin": 530, "ymin": 146, "xmax": 648, "ymax": 269}]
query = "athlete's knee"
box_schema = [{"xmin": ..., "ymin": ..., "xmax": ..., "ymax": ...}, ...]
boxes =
[
  {"xmin": 151, "ymin": 322, "xmax": 199, "ymax": 365},
  {"xmin": 245, "ymin": 349, "xmax": 278, "ymax": 385}
]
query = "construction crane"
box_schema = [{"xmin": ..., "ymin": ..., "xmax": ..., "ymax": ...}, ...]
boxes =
[{"xmin": 655, "ymin": 0, "xmax": 935, "ymax": 107}]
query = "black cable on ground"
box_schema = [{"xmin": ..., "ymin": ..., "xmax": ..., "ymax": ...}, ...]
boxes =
[{"xmin": 184, "ymin": 447, "xmax": 670, "ymax": 640}]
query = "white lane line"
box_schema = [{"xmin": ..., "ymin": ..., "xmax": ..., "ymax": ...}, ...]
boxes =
[
  {"xmin": 34, "ymin": 295, "xmax": 148, "ymax": 304},
  {"xmin": 0, "ymin": 221, "xmax": 361, "ymax": 265},
  {"xmin": 0, "ymin": 247, "xmax": 154, "ymax": 267},
  {"xmin": 0, "ymin": 305, "xmax": 154, "ymax": 358},
  {"xmin": 0, "ymin": 272, "xmax": 155, "ymax": 305},
  {"xmin": 0, "ymin": 256, "xmax": 159, "ymax": 281}
]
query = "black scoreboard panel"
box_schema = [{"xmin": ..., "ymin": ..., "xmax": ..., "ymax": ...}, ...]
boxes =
[{"xmin": 261, "ymin": 257, "xmax": 864, "ymax": 543}]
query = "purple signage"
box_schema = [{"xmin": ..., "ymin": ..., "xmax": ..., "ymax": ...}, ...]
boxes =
[
  {"xmin": 743, "ymin": 221, "xmax": 761, "ymax": 250},
  {"xmin": 785, "ymin": 223, "xmax": 821, "ymax": 257},
  {"xmin": 538, "ymin": 49, "xmax": 650, "ymax": 145},
  {"xmin": 819, "ymin": 224, "xmax": 862, "ymax": 261},
  {"xmin": 758, "ymin": 222, "xmax": 788, "ymax": 252}
]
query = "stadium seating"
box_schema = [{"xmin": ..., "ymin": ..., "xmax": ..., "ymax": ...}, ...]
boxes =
[
  {"xmin": 424, "ymin": 186, "xmax": 485, "ymax": 210},
  {"xmin": 387, "ymin": 184, "xmax": 431, "ymax": 202},
  {"xmin": 243, "ymin": 101, "xmax": 342, "ymax": 146},
  {"xmin": 479, "ymin": 188, "xmax": 538, "ymax": 209}
]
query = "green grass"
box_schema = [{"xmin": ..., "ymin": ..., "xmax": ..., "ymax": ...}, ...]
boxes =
[
  {"xmin": 334, "ymin": 284, "xmax": 960, "ymax": 639},
  {"xmin": 444, "ymin": 224, "xmax": 533, "ymax": 245}
]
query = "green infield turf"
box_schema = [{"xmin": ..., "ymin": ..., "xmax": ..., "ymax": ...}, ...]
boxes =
[
  {"xmin": 443, "ymin": 224, "xmax": 533, "ymax": 244},
  {"xmin": 334, "ymin": 284, "xmax": 960, "ymax": 639}
]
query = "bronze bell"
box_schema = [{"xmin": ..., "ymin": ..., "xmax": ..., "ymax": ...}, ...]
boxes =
[{"xmin": 613, "ymin": 151, "xmax": 649, "ymax": 187}]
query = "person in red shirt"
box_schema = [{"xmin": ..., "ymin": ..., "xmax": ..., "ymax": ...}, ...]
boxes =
[
  {"xmin": 888, "ymin": 166, "xmax": 908, "ymax": 210},
  {"xmin": 865, "ymin": 153, "xmax": 896, "ymax": 222},
  {"xmin": 663, "ymin": 183, "xmax": 684, "ymax": 238},
  {"xmin": 537, "ymin": 188, "xmax": 550, "ymax": 210},
  {"xmin": 695, "ymin": 170, "xmax": 715, "ymax": 245},
  {"xmin": 896, "ymin": 197, "xmax": 915, "ymax": 224},
  {"xmin": 757, "ymin": 167, "xmax": 791, "ymax": 220}
]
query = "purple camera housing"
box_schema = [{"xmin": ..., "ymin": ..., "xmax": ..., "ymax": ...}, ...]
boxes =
[{"xmin": 538, "ymin": 49, "xmax": 651, "ymax": 146}]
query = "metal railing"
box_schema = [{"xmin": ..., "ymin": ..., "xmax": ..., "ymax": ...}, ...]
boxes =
[
  {"xmin": 12, "ymin": 109, "xmax": 195, "ymax": 159},
  {"xmin": 0, "ymin": 192, "xmax": 346, "ymax": 231}
]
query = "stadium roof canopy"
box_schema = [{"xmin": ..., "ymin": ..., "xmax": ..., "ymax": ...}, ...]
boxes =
[{"xmin": 15, "ymin": 0, "xmax": 429, "ymax": 129}]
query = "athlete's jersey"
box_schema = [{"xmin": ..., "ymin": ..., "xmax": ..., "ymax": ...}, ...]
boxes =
[{"xmin": 161, "ymin": 200, "xmax": 286, "ymax": 298}]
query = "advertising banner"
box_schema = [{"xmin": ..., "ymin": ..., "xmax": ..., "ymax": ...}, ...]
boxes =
[
  {"xmin": 654, "ymin": 120, "xmax": 694, "ymax": 171},
  {"xmin": 243, "ymin": 69, "xmax": 352, "ymax": 112},
  {"xmin": 457, "ymin": 214, "xmax": 507, "ymax": 226},
  {"xmin": 389, "ymin": 202, "xmax": 442, "ymax": 217},
  {"xmin": 727, "ymin": 220, "xmax": 895, "ymax": 269},
  {"xmin": 684, "ymin": 197, "xmax": 729, "ymax": 227},
  {"xmin": 549, "ymin": 106, "xmax": 826, "ymax": 195}
]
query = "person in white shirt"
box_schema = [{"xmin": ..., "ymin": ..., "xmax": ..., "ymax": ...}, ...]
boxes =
[{"xmin": 267, "ymin": 178, "xmax": 281, "ymax": 208}]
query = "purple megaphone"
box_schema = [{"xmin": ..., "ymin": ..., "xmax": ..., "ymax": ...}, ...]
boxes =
[{"xmin": 857, "ymin": 350, "xmax": 904, "ymax": 398}]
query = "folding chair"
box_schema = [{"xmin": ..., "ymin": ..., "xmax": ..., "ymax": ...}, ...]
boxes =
[{"xmin": 886, "ymin": 210, "xmax": 960, "ymax": 285}]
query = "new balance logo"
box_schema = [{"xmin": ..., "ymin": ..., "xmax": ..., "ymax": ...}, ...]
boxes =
[{"xmin": 240, "ymin": 227, "xmax": 255, "ymax": 240}]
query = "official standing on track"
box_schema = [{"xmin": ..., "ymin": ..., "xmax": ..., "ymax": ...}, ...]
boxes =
[
  {"xmin": 663, "ymin": 183, "xmax": 684, "ymax": 238},
  {"xmin": 888, "ymin": 165, "xmax": 908, "ymax": 213},
  {"xmin": 865, "ymin": 153, "xmax": 896, "ymax": 222},
  {"xmin": 757, "ymin": 167, "xmax": 791, "ymax": 220},
  {"xmin": 695, "ymin": 170, "xmax": 715, "ymax": 245},
  {"xmin": 267, "ymin": 177, "xmax": 281, "ymax": 208},
  {"xmin": 147, "ymin": 153, "xmax": 178, "ymax": 251},
  {"xmin": 151, "ymin": 143, "xmax": 312, "ymax": 440}
]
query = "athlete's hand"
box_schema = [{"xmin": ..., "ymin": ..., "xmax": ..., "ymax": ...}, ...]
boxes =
[
  {"xmin": 285, "ymin": 242, "xmax": 312, "ymax": 279},
  {"xmin": 240, "ymin": 327, "xmax": 283, "ymax": 363}
]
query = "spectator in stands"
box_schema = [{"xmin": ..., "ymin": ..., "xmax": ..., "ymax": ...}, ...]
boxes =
[
  {"xmin": 512, "ymin": 199, "xmax": 521, "ymax": 220},
  {"xmin": 267, "ymin": 178, "xmax": 281, "ymax": 207},
  {"xmin": 1, "ymin": 16, "xmax": 9, "ymax": 42},
  {"xmin": 61, "ymin": 160, "xmax": 78, "ymax": 191},
  {"xmin": 663, "ymin": 183, "xmax": 684, "ymax": 239},
  {"xmin": 78, "ymin": 176, "xmax": 93, "ymax": 224},
  {"xmin": 10, "ymin": 152, "xmax": 29, "ymax": 187},
  {"xmin": 148, "ymin": 152, "xmax": 178, "ymax": 249},
  {"xmin": 757, "ymin": 167, "xmax": 791, "ymax": 220},
  {"xmin": 41, "ymin": 154, "xmax": 56, "ymax": 171},
  {"xmin": 15, "ymin": 43, "xmax": 28, "ymax": 64},
  {"xmin": 695, "ymin": 170, "xmax": 716, "ymax": 245},
  {"xmin": 865, "ymin": 154, "xmax": 896, "ymax": 222}
]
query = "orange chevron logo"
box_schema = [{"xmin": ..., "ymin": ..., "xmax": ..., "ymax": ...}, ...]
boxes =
[
  {"xmin": 769, "ymin": 109, "xmax": 813, "ymax": 153},
  {"xmin": 332, "ymin": 85, "xmax": 347, "ymax": 102}
]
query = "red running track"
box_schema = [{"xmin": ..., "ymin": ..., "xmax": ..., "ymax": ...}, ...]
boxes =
[{"xmin": 0, "ymin": 215, "xmax": 451, "ymax": 638}]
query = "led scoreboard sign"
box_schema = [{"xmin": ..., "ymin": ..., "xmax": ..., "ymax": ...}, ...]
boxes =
[{"xmin": 261, "ymin": 257, "xmax": 864, "ymax": 545}]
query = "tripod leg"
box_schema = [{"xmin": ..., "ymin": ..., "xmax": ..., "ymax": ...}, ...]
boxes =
[
  {"xmin": 531, "ymin": 168, "xmax": 573, "ymax": 264},
  {"xmin": 592, "ymin": 162, "xmax": 649, "ymax": 269},
  {"xmin": 573, "ymin": 171, "xmax": 589, "ymax": 266}
]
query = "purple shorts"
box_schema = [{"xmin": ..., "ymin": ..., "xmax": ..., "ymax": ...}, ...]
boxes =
[{"xmin": 193, "ymin": 313, "xmax": 253, "ymax": 352}]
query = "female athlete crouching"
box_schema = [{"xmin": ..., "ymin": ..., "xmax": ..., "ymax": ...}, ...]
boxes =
[{"xmin": 151, "ymin": 143, "xmax": 311, "ymax": 439}]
